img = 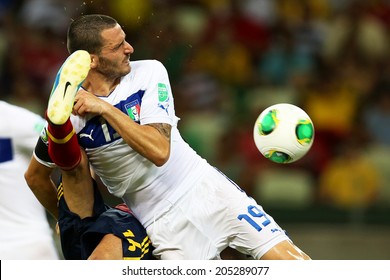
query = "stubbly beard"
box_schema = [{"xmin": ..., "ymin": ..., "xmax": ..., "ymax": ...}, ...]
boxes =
[{"xmin": 97, "ymin": 56, "xmax": 131, "ymax": 79}]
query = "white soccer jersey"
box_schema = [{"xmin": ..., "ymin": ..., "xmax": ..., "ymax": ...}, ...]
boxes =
[
  {"xmin": 36, "ymin": 60, "xmax": 208, "ymax": 227},
  {"xmin": 0, "ymin": 101, "xmax": 59, "ymax": 259}
]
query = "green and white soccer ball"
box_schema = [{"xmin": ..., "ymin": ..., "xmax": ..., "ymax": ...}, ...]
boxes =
[{"xmin": 253, "ymin": 103, "xmax": 315, "ymax": 164}]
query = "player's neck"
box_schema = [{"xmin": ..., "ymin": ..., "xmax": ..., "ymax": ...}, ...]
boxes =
[{"xmin": 82, "ymin": 75, "xmax": 120, "ymax": 97}]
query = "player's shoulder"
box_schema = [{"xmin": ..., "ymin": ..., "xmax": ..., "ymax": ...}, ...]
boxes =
[
  {"xmin": 130, "ymin": 59, "xmax": 166, "ymax": 72},
  {"xmin": 0, "ymin": 101, "xmax": 26, "ymax": 114},
  {"xmin": 0, "ymin": 101, "xmax": 45, "ymax": 129},
  {"xmin": 0, "ymin": 101, "xmax": 40, "ymax": 117},
  {"xmin": 122, "ymin": 60, "xmax": 168, "ymax": 86}
]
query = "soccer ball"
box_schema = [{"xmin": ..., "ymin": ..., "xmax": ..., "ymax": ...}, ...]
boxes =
[{"xmin": 253, "ymin": 103, "xmax": 314, "ymax": 164}]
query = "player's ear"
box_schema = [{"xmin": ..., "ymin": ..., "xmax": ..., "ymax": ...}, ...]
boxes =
[{"xmin": 90, "ymin": 54, "xmax": 98, "ymax": 69}]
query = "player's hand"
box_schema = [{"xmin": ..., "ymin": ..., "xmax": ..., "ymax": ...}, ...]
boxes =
[{"xmin": 73, "ymin": 89, "xmax": 109, "ymax": 117}]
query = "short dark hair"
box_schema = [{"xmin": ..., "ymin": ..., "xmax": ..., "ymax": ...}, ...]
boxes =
[{"xmin": 67, "ymin": 14, "xmax": 118, "ymax": 54}]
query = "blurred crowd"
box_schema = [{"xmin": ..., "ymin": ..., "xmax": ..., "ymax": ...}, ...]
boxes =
[{"xmin": 1, "ymin": 0, "xmax": 390, "ymax": 218}]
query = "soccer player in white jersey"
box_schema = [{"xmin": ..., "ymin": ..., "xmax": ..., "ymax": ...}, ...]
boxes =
[
  {"xmin": 28, "ymin": 14, "xmax": 311, "ymax": 260},
  {"xmin": 0, "ymin": 101, "xmax": 59, "ymax": 260}
]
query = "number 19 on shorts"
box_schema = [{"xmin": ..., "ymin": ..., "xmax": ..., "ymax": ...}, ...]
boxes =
[{"xmin": 237, "ymin": 205, "xmax": 271, "ymax": 231}]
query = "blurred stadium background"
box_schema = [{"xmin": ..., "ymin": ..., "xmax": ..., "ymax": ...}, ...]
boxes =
[{"xmin": 0, "ymin": 0, "xmax": 389, "ymax": 259}]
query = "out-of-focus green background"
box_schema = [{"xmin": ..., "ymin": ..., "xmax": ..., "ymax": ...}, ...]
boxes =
[{"xmin": 1, "ymin": 0, "xmax": 389, "ymax": 259}]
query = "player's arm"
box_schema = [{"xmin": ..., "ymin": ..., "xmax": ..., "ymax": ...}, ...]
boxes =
[
  {"xmin": 73, "ymin": 91, "xmax": 171, "ymax": 166},
  {"xmin": 101, "ymin": 106, "xmax": 171, "ymax": 166},
  {"xmin": 88, "ymin": 234, "xmax": 123, "ymax": 260},
  {"xmin": 24, "ymin": 156, "xmax": 58, "ymax": 219},
  {"xmin": 24, "ymin": 132, "xmax": 58, "ymax": 219}
]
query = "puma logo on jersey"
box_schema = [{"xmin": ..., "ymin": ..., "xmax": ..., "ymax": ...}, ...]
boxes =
[
  {"xmin": 79, "ymin": 129, "xmax": 94, "ymax": 141},
  {"xmin": 158, "ymin": 103, "xmax": 169, "ymax": 114}
]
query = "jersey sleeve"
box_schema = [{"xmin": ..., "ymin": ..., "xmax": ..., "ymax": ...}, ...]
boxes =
[{"xmin": 139, "ymin": 60, "xmax": 178, "ymax": 126}]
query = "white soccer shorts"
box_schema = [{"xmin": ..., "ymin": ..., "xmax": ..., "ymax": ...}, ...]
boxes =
[{"xmin": 146, "ymin": 167, "xmax": 290, "ymax": 260}]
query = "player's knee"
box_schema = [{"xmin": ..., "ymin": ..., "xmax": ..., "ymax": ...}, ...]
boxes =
[
  {"xmin": 260, "ymin": 240, "xmax": 311, "ymax": 260},
  {"xmin": 299, "ymin": 251, "xmax": 311, "ymax": 260}
]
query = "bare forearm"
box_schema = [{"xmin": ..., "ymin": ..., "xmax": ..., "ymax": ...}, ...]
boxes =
[
  {"xmin": 73, "ymin": 90, "xmax": 171, "ymax": 166},
  {"xmin": 24, "ymin": 157, "xmax": 59, "ymax": 219},
  {"xmin": 101, "ymin": 105, "xmax": 170, "ymax": 166},
  {"xmin": 30, "ymin": 179, "xmax": 58, "ymax": 219}
]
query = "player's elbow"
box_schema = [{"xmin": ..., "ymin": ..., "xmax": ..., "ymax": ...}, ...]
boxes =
[
  {"xmin": 24, "ymin": 169, "xmax": 39, "ymax": 190},
  {"xmin": 24, "ymin": 169, "xmax": 33, "ymax": 186},
  {"xmin": 153, "ymin": 149, "xmax": 170, "ymax": 167}
]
